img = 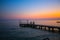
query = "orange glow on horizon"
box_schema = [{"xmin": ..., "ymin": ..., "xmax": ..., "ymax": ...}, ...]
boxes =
[
  {"xmin": 18, "ymin": 11, "xmax": 60, "ymax": 19},
  {"xmin": 4, "ymin": 11, "xmax": 60, "ymax": 19},
  {"xmin": 13, "ymin": 12, "xmax": 60, "ymax": 19}
]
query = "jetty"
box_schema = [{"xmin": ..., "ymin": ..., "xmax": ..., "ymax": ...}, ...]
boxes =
[{"xmin": 19, "ymin": 20, "xmax": 60, "ymax": 33}]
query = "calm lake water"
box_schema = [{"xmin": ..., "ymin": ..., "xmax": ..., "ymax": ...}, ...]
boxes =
[{"xmin": 0, "ymin": 19, "xmax": 60, "ymax": 40}]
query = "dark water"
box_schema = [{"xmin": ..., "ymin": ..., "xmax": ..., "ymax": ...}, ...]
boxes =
[{"xmin": 0, "ymin": 19, "xmax": 60, "ymax": 40}]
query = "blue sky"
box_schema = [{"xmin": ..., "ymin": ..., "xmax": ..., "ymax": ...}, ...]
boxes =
[{"xmin": 1, "ymin": 0, "xmax": 60, "ymax": 19}]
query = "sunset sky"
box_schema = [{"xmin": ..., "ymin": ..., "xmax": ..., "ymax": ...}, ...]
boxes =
[{"xmin": 1, "ymin": 0, "xmax": 60, "ymax": 19}]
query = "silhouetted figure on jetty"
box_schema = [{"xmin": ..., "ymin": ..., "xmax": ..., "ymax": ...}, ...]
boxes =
[
  {"xmin": 33, "ymin": 21, "xmax": 35, "ymax": 25},
  {"xmin": 30, "ymin": 21, "xmax": 32, "ymax": 24},
  {"xmin": 30, "ymin": 21, "xmax": 35, "ymax": 25}
]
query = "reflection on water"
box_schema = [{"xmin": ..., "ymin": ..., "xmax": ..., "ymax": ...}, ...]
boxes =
[{"xmin": 0, "ymin": 19, "xmax": 60, "ymax": 40}]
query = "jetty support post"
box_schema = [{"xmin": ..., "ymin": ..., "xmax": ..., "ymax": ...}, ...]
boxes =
[
  {"xmin": 44, "ymin": 26, "xmax": 46, "ymax": 30},
  {"xmin": 39, "ymin": 26, "xmax": 41, "ymax": 29},
  {"xmin": 48, "ymin": 27, "xmax": 50, "ymax": 31},
  {"xmin": 58, "ymin": 28, "xmax": 60, "ymax": 32},
  {"xmin": 40, "ymin": 26, "xmax": 42, "ymax": 29},
  {"xmin": 51, "ymin": 28, "xmax": 54, "ymax": 32}
]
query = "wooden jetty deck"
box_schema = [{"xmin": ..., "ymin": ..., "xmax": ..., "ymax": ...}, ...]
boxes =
[{"xmin": 19, "ymin": 21, "xmax": 60, "ymax": 32}]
